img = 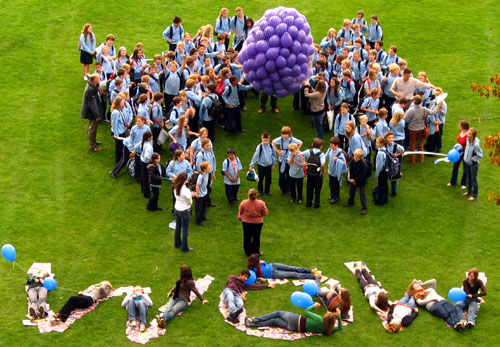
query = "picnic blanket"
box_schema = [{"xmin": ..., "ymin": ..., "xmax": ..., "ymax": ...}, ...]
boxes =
[{"xmin": 126, "ymin": 275, "xmax": 214, "ymax": 345}]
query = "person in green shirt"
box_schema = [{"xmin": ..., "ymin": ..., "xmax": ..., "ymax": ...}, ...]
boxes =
[{"xmin": 245, "ymin": 302, "xmax": 342, "ymax": 335}]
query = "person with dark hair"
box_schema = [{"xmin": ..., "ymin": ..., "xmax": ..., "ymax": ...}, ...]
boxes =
[
  {"xmin": 246, "ymin": 302, "xmax": 342, "ymax": 336},
  {"xmin": 238, "ymin": 188, "xmax": 268, "ymax": 256},
  {"xmin": 448, "ymin": 121, "xmax": 469, "ymax": 188},
  {"xmin": 222, "ymin": 75, "xmax": 253, "ymax": 132},
  {"xmin": 172, "ymin": 172, "xmax": 194, "ymax": 251},
  {"xmin": 317, "ymin": 284, "xmax": 351, "ymax": 320},
  {"xmin": 246, "ymin": 253, "xmax": 321, "ymax": 280},
  {"xmin": 302, "ymin": 138, "xmax": 325, "ymax": 208},
  {"xmin": 384, "ymin": 293, "xmax": 419, "ymax": 333},
  {"xmin": 139, "ymin": 131, "xmax": 154, "ymax": 198},
  {"xmin": 163, "ymin": 16, "xmax": 184, "ymax": 52},
  {"xmin": 390, "ymin": 68, "xmax": 434, "ymax": 101},
  {"xmin": 80, "ymin": 74, "xmax": 103, "ymax": 151},
  {"xmin": 455, "ymin": 268, "xmax": 487, "ymax": 328},
  {"xmin": 146, "ymin": 153, "xmax": 165, "ymax": 211},
  {"xmin": 353, "ymin": 263, "xmax": 389, "ymax": 316},
  {"xmin": 462, "ymin": 127, "xmax": 483, "ymax": 201},
  {"xmin": 156, "ymin": 265, "xmax": 208, "ymax": 328},
  {"xmin": 304, "ymin": 80, "xmax": 327, "ymax": 139},
  {"xmin": 222, "ymin": 269, "xmax": 273, "ymax": 323}
]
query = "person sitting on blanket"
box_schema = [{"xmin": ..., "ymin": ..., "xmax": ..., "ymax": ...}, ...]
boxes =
[
  {"xmin": 26, "ymin": 270, "xmax": 50, "ymax": 319},
  {"xmin": 317, "ymin": 283, "xmax": 351, "ymax": 319},
  {"xmin": 246, "ymin": 254, "xmax": 322, "ymax": 281},
  {"xmin": 455, "ymin": 268, "xmax": 487, "ymax": 329},
  {"xmin": 354, "ymin": 263, "xmax": 390, "ymax": 317},
  {"xmin": 122, "ymin": 285, "xmax": 153, "ymax": 332},
  {"xmin": 156, "ymin": 265, "xmax": 208, "ymax": 328},
  {"xmin": 245, "ymin": 302, "xmax": 342, "ymax": 335},
  {"xmin": 223, "ymin": 269, "xmax": 274, "ymax": 323},
  {"xmin": 53, "ymin": 281, "xmax": 114, "ymax": 323},
  {"xmin": 408, "ymin": 279, "xmax": 467, "ymax": 332},
  {"xmin": 384, "ymin": 293, "xmax": 419, "ymax": 333}
]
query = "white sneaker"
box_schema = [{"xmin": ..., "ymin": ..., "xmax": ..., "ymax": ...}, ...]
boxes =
[
  {"xmin": 83, "ymin": 75, "xmax": 88, "ymax": 81},
  {"xmin": 461, "ymin": 185, "xmax": 467, "ymax": 189}
]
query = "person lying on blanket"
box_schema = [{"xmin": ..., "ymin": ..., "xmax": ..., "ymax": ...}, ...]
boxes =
[
  {"xmin": 26, "ymin": 270, "xmax": 50, "ymax": 319},
  {"xmin": 317, "ymin": 283, "xmax": 351, "ymax": 319},
  {"xmin": 53, "ymin": 281, "xmax": 114, "ymax": 323},
  {"xmin": 122, "ymin": 286, "xmax": 153, "ymax": 332},
  {"xmin": 384, "ymin": 293, "xmax": 419, "ymax": 333},
  {"xmin": 246, "ymin": 254, "xmax": 322, "ymax": 281},
  {"xmin": 455, "ymin": 268, "xmax": 487, "ymax": 329},
  {"xmin": 156, "ymin": 265, "xmax": 208, "ymax": 328},
  {"xmin": 407, "ymin": 279, "xmax": 467, "ymax": 332},
  {"xmin": 353, "ymin": 263, "xmax": 390, "ymax": 317},
  {"xmin": 245, "ymin": 302, "xmax": 342, "ymax": 335}
]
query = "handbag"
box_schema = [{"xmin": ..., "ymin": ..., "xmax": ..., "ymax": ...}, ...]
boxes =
[
  {"xmin": 157, "ymin": 129, "xmax": 169, "ymax": 145},
  {"xmin": 423, "ymin": 109, "xmax": 430, "ymax": 138},
  {"xmin": 326, "ymin": 110, "xmax": 334, "ymax": 130}
]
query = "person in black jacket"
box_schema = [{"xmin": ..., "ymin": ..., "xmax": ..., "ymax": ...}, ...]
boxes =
[
  {"xmin": 80, "ymin": 74, "xmax": 103, "ymax": 151},
  {"xmin": 384, "ymin": 294, "xmax": 419, "ymax": 333},
  {"xmin": 344, "ymin": 148, "xmax": 368, "ymax": 215},
  {"xmin": 147, "ymin": 153, "xmax": 166, "ymax": 211}
]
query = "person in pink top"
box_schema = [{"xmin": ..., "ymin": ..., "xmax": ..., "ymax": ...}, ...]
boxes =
[{"xmin": 238, "ymin": 188, "xmax": 268, "ymax": 256}]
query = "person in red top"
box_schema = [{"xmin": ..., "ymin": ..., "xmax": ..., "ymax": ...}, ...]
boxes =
[
  {"xmin": 238, "ymin": 188, "xmax": 268, "ymax": 256},
  {"xmin": 448, "ymin": 120, "xmax": 469, "ymax": 188}
]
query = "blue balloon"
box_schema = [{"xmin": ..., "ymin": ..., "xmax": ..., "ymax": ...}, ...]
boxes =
[
  {"xmin": 453, "ymin": 144, "xmax": 463, "ymax": 152},
  {"xmin": 303, "ymin": 280, "xmax": 319, "ymax": 296},
  {"xmin": 301, "ymin": 293, "xmax": 314, "ymax": 308},
  {"xmin": 448, "ymin": 287, "xmax": 467, "ymax": 302},
  {"xmin": 447, "ymin": 149, "xmax": 460, "ymax": 163},
  {"xmin": 290, "ymin": 291, "xmax": 304, "ymax": 307},
  {"xmin": 244, "ymin": 271, "xmax": 257, "ymax": 285},
  {"xmin": 1, "ymin": 244, "xmax": 16, "ymax": 262},
  {"xmin": 43, "ymin": 277, "xmax": 58, "ymax": 291}
]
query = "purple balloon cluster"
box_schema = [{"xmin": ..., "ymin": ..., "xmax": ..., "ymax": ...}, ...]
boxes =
[{"xmin": 238, "ymin": 7, "xmax": 315, "ymax": 98}]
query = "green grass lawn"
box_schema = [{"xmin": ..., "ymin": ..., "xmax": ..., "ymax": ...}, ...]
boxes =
[{"xmin": 1, "ymin": 0, "xmax": 499, "ymax": 346}]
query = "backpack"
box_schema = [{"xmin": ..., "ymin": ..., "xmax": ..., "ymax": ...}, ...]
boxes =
[
  {"xmin": 189, "ymin": 170, "xmax": 201, "ymax": 190},
  {"xmin": 306, "ymin": 149, "xmax": 322, "ymax": 176},
  {"xmin": 364, "ymin": 158, "xmax": 373, "ymax": 178},
  {"xmin": 126, "ymin": 157, "xmax": 135, "ymax": 177},
  {"xmin": 382, "ymin": 147, "xmax": 401, "ymax": 181},
  {"xmin": 233, "ymin": 15, "xmax": 248, "ymax": 28},
  {"xmin": 215, "ymin": 80, "xmax": 228, "ymax": 96},
  {"xmin": 221, "ymin": 157, "xmax": 241, "ymax": 175},
  {"xmin": 208, "ymin": 96, "xmax": 224, "ymax": 119},
  {"xmin": 376, "ymin": 23, "xmax": 383, "ymax": 40},
  {"xmin": 164, "ymin": 70, "xmax": 185, "ymax": 91}
]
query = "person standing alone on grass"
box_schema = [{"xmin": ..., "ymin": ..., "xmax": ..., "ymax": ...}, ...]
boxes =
[
  {"xmin": 239, "ymin": 188, "xmax": 268, "ymax": 256},
  {"xmin": 81, "ymin": 74, "xmax": 103, "ymax": 152}
]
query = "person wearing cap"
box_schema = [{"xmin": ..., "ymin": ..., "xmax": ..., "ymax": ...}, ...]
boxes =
[{"xmin": 222, "ymin": 148, "xmax": 242, "ymax": 206}]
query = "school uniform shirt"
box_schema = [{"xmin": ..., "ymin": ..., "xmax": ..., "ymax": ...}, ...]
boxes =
[
  {"xmin": 367, "ymin": 22, "xmax": 383, "ymax": 42},
  {"xmin": 272, "ymin": 136, "xmax": 303, "ymax": 170},
  {"xmin": 337, "ymin": 28, "xmax": 354, "ymax": 43},
  {"xmin": 215, "ymin": 16, "xmax": 233, "ymax": 35},
  {"xmin": 300, "ymin": 148, "xmax": 326, "ymax": 167},
  {"xmin": 374, "ymin": 118, "xmax": 388, "ymax": 138},
  {"xmin": 186, "ymin": 88, "xmax": 202, "ymax": 107},
  {"xmin": 391, "ymin": 104, "xmax": 404, "ymax": 117},
  {"xmin": 166, "ymin": 159, "xmax": 193, "ymax": 181},
  {"xmin": 123, "ymin": 102, "xmax": 134, "ymax": 124},
  {"xmin": 140, "ymin": 141, "xmax": 154, "ymax": 163},
  {"xmin": 382, "ymin": 55, "xmax": 400, "ymax": 71},
  {"xmin": 350, "ymin": 59, "xmax": 368, "ymax": 81},
  {"xmin": 383, "ymin": 73, "xmax": 399, "ymax": 98},
  {"xmin": 426, "ymin": 114, "xmax": 437, "ymax": 135},
  {"xmin": 222, "ymin": 156, "xmax": 242, "ymax": 185},
  {"xmin": 250, "ymin": 143, "xmax": 277, "ymax": 168},
  {"xmin": 131, "ymin": 58, "xmax": 145, "ymax": 80},
  {"xmin": 361, "ymin": 97, "xmax": 380, "ymax": 122},
  {"xmin": 348, "ymin": 133, "xmax": 368, "ymax": 157},
  {"xmin": 195, "ymin": 149, "xmax": 216, "ymax": 174},
  {"xmin": 233, "ymin": 15, "xmax": 246, "ymax": 38},
  {"xmin": 356, "ymin": 124, "xmax": 372, "ymax": 149},
  {"xmin": 389, "ymin": 120, "xmax": 406, "ymax": 142},
  {"xmin": 375, "ymin": 149, "xmax": 387, "ymax": 177},
  {"xmin": 325, "ymin": 148, "xmax": 347, "ymax": 182},
  {"xmin": 320, "ymin": 36, "xmax": 335, "ymax": 49},
  {"xmin": 340, "ymin": 78, "xmax": 356, "ymax": 101},
  {"xmin": 386, "ymin": 143, "xmax": 404, "ymax": 155},
  {"xmin": 109, "ymin": 88, "xmax": 120, "ymax": 103},
  {"xmin": 190, "ymin": 138, "xmax": 205, "ymax": 160},
  {"xmin": 163, "ymin": 24, "xmax": 184, "ymax": 44},
  {"xmin": 163, "ymin": 70, "xmax": 182, "ymax": 95},
  {"xmin": 128, "ymin": 124, "xmax": 151, "ymax": 153},
  {"xmin": 352, "ymin": 32, "xmax": 367, "ymax": 45},
  {"xmin": 174, "ymin": 50, "xmax": 185, "ymax": 65},
  {"xmin": 79, "ymin": 33, "xmax": 96, "ymax": 53},
  {"xmin": 331, "ymin": 62, "xmax": 343, "ymax": 78},
  {"xmin": 375, "ymin": 49, "xmax": 387, "ymax": 63},
  {"xmin": 352, "ymin": 17, "xmax": 368, "ymax": 35},
  {"xmin": 287, "ymin": 152, "xmax": 305, "ymax": 179},
  {"xmin": 327, "ymin": 87, "xmax": 345, "ymax": 109},
  {"xmin": 334, "ymin": 112, "xmax": 355, "ymax": 136},
  {"xmin": 117, "ymin": 56, "xmax": 128, "ymax": 68},
  {"xmin": 169, "ymin": 106, "xmax": 183, "ymax": 125},
  {"xmin": 137, "ymin": 103, "xmax": 151, "ymax": 122},
  {"xmin": 431, "ymin": 100, "xmax": 447, "ymax": 126},
  {"xmin": 98, "ymin": 54, "xmax": 114, "ymax": 74},
  {"xmin": 222, "ymin": 83, "xmax": 252, "ymax": 108},
  {"xmin": 111, "ymin": 109, "xmax": 127, "ymax": 136},
  {"xmin": 199, "ymin": 94, "xmax": 218, "ymax": 123},
  {"xmin": 151, "ymin": 102, "xmax": 162, "ymax": 129},
  {"xmin": 197, "ymin": 172, "xmax": 209, "ymax": 198},
  {"xmin": 169, "ymin": 126, "xmax": 188, "ymax": 150},
  {"xmin": 149, "ymin": 73, "xmax": 161, "ymax": 93},
  {"xmin": 184, "ymin": 41, "xmax": 195, "ymax": 55}
]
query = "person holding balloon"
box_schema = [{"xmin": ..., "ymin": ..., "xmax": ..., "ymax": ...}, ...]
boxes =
[
  {"xmin": 245, "ymin": 302, "xmax": 342, "ymax": 335},
  {"xmin": 246, "ymin": 253, "xmax": 322, "ymax": 280},
  {"xmin": 462, "ymin": 127, "xmax": 483, "ymax": 201},
  {"xmin": 448, "ymin": 121, "xmax": 469, "ymax": 189},
  {"xmin": 455, "ymin": 268, "xmax": 487, "ymax": 329},
  {"xmin": 26, "ymin": 270, "xmax": 50, "ymax": 319}
]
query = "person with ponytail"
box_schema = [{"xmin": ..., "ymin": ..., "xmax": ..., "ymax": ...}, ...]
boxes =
[{"xmin": 238, "ymin": 188, "xmax": 268, "ymax": 256}]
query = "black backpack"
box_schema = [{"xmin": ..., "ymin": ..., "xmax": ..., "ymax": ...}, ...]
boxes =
[
  {"xmin": 221, "ymin": 157, "xmax": 240, "ymax": 175},
  {"xmin": 189, "ymin": 170, "xmax": 201, "ymax": 190},
  {"xmin": 306, "ymin": 149, "xmax": 322, "ymax": 176},
  {"xmin": 383, "ymin": 147, "xmax": 401, "ymax": 181},
  {"xmin": 208, "ymin": 96, "xmax": 224, "ymax": 119}
]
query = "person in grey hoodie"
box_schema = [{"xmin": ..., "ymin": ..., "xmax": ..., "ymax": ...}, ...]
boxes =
[{"xmin": 462, "ymin": 127, "xmax": 483, "ymax": 201}]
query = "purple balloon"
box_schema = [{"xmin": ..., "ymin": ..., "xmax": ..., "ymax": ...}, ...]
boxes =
[
  {"xmin": 268, "ymin": 16, "xmax": 282, "ymax": 28},
  {"xmin": 276, "ymin": 23, "xmax": 288, "ymax": 36},
  {"xmin": 280, "ymin": 48, "xmax": 290, "ymax": 58},
  {"xmin": 262, "ymin": 78, "xmax": 273, "ymax": 87},
  {"xmin": 264, "ymin": 9, "xmax": 274, "ymax": 19},
  {"xmin": 245, "ymin": 43, "xmax": 257, "ymax": 59},
  {"xmin": 259, "ymin": 20, "xmax": 268, "ymax": 31},
  {"xmin": 282, "ymin": 76, "xmax": 294, "ymax": 85},
  {"xmin": 300, "ymin": 63, "xmax": 309, "ymax": 74},
  {"xmin": 291, "ymin": 41, "xmax": 302, "ymax": 55},
  {"xmin": 252, "ymin": 80, "xmax": 262, "ymax": 91},
  {"xmin": 264, "ymin": 26, "xmax": 275, "ymax": 39},
  {"xmin": 301, "ymin": 43, "xmax": 309, "ymax": 55},
  {"xmin": 292, "ymin": 65, "xmax": 302, "ymax": 76},
  {"xmin": 269, "ymin": 34, "xmax": 281, "ymax": 47},
  {"xmin": 238, "ymin": 50, "xmax": 247, "ymax": 63},
  {"xmin": 307, "ymin": 46, "xmax": 315, "ymax": 56},
  {"xmin": 270, "ymin": 72, "xmax": 280, "ymax": 81},
  {"xmin": 265, "ymin": 60, "xmax": 276, "ymax": 72},
  {"xmin": 275, "ymin": 56, "xmax": 287, "ymax": 69},
  {"xmin": 265, "ymin": 47, "xmax": 280, "ymax": 60},
  {"xmin": 286, "ymin": 54, "xmax": 296, "ymax": 67},
  {"xmin": 263, "ymin": 86, "xmax": 274, "ymax": 95},
  {"xmin": 286, "ymin": 82, "xmax": 299, "ymax": 92},
  {"xmin": 288, "ymin": 25, "xmax": 299, "ymax": 39},
  {"xmin": 243, "ymin": 58, "xmax": 255, "ymax": 72},
  {"xmin": 256, "ymin": 40, "xmax": 269, "ymax": 53},
  {"xmin": 302, "ymin": 24, "xmax": 311, "ymax": 35},
  {"xmin": 257, "ymin": 67, "xmax": 268, "ymax": 79},
  {"xmin": 280, "ymin": 32, "xmax": 293, "ymax": 48},
  {"xmin": 276, "ymin": 89, "xmax": 289, "ymax": 98},
  {"xmin": 255, "ymin": 53, "xmax": 267, "ymax": 67},
  {"xmin": 294, "ymin": 17, "xmax": 304, "ymax": 30},
  {"xmin": 255, "ymin": 30, "xmax": 265, "ymax": 41},
  {"xmin": 288, "ymin": 9, "xmax": 299, "ymax": 17},
  {"xmin": 296, "ymin": 53, "xmax": 307, "ymax": 65},
  {"xmin": 279, "ymin": 67, "xmax": 293, "ymax": 77},
  {"xmin": 273, "ymin": 81, "xmax": 283, "ymax": 90},
  {"xmin": 305, "ymin": 35, "xmax": 313, "ymax": 45},
  {"xmin": 297, "ymin": 30, "xmax": 306, "ymax": 43},
  {"xmin": 284, "ymin": 16, "xmax": 295, "ymax": 26},
  {"xmin": 246, "ymin": 70, "xmax": 257, "ymax": 82},
  {"xmin": 297, "ymin": 73, "xmax": 306, "ymax": 81}
]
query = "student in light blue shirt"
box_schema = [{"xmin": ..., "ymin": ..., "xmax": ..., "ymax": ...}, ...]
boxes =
[
  {"xmin": 169, "ymin": 97, "xmax": 183, "ymax": 126},
  {"xmin": 301, "ymin": 138, "xmax": 326, "ymax": 208},
  {"xmin": 249, "ymin": 132, "xmax": 277, "ymax": 195},
  {"xmin": 287, "ymin": 143, "xmax": 305, "ymax": 203},
  {"xmin": 147, "ymin": 64, "xmax": 161, "ymax": 94},
  {"xmin": 340, "ymin": 70, "xmax": 356, "ymax": 106},
  {"xmin": 350, "ymin": 52, "xmax": 367, "ymax": 83},
  {"xmin": 389, "ymin": 110, "xmax": 406, "ymax": 146},
  {"xmin": 373, "ymin": 108, "xmax": 389, "ymax": 139},
  {"xmin": 325, "ymin": 136, "xmax": 347, "ymax": 204},
  {"xmin": 424, "ymin": 112, "xmax": 438, "ymax": 152},
  {"xmin": 185, "ymin": 79, "xmax": 203, "ymax": 109},
  {"xmin": 374, "ymin": 136, "xmax": 389, "ymax": 205},
  {"xmin": 232, "ymin": 7, "xmax": 247, "ymax": 51},
  {"xmin": 382, "ymin": 64, "xmax": 400, "ymax": 113},
  {"xmin": 195, "ymin": 138, "xmax": 217, "ymax": 208},
  {"xmin": 222, "ymin": 76, "xmax": 252, "ymax": 133},
  {"xmin": 169, "ymin": 115, "xmax": 199, "ymax": 151},
  {"xmin": 215, "ymin": 8, "xmax": 233, "ymax": 50},
  {"xmin": 166, "ymin": 150, "xmax": 193, "ymax": 181},
  {"xmin": 183, "ymin": 33, "xmax": 195, "ymax": 55},
  {"xmin": 334, "ymin": 103, "xmax": 356, "ymax": 150},
  {"xmin": 162, "ymin": 61, "xmax": 185, "ymax": 108},
  {"xmin": 345, "ymin": 121, "xmax": 368, "ymax": 158},
  {"xmin": 79, "ymin": 23, "xmax": 96, "ymax": 80},
  {"xmin": 381, "ymin": 46, "xmax": 400, "ymax": 73},
  {"xmin": 360, "ymin": 89, "xmax": 381, "ymax": 126},
  {"xmin": 431, "ymin": 89, "xmax": 447, "ymax": 152},
  {"xmin": 163, "ymin": 16, "xmax": 184, "ymax": 51},
  {"xmin": 337, "ymin": 19, "xmax": 354, "ymax": 44},
  {"xmin": 367, "ymin": 15, "xmax": 383, "ymax": 48},
  {"xmin": 222, "ymin": 148, "xmax": 242, "ymax": 206},
  {"xmin": 356, "ymin": 115, "xmax": 374, "ymax": 161},
  {"xmin": 110, "ymin": 96, "xmax": 128, "ymax": 165},
  {"xmin": 194, "ymin": 162, "xmax": 211, "ymax": 226},
  {"xmin": 213, "ymin": 35, "xmax": 227, "ymax": 65},
  {"xmin": 385, "ymin": 132, "xmax": 404, "ymax": 197},
  {"xmin": 352, "ymin": 11, "xmax": 368, "ymax": 35},
  {"xmin": 130, "ymin": 49, "xmax": 148, "ymax": 84},
  {"xmin": 351, "ymin": 24, "xmax": 367, "ymax": 45},
  {"xmin": 272, "ymin": 126, "xmax": 303, "ymax": 195},
  {"xmin": 327, "ymin": 78, "xmax": 345, "ymax": 113},
  {"xmin": 199, "ymin": 84, "xmax": 218, "ymax": 142},
  {"xmin": 139, "ymin": 131, "xmax": 154, "ymax": 199},
  {"xmin": 151, "ymin": 93, "xmax": 164, "ymax": 152},
  {"xmin": 320, "ymin": 29, "xmax": 337, "ymax": 49},
  {"xmin": 374, "ymin": 41, "xmax": 387, "ymax": 63}
]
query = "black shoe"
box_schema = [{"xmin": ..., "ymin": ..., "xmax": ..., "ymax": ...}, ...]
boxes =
[
  {"xmin": 343, "ymin": 203, "xmax": 353, "ymax": 207},
  {"xmin": 203, "ymin": 218, "xmax": 211, "ymax": 221},
  {"xmin": 229, "ymin": 201, "xmax": 235, "ymax": 207},
  {"xmin": 208, "ymin": 203, "xmax": 216, "ymax": 207},
  {"xmin": 360, "ymin": 209, "xmax": 368, "ymax": 215},
  {"xmin": 391, "ymin": 192, "xmax": 397, "ymax": 197},
  {"xmin": 265, "ymin": 191, "xmax": 272, "ymax": 195},
  {"xmin": 109, "ymin": 171, "xmax": 117, "ymax": 179},
  {"xmin": 467, "ymin": 322, "xmax": 475, "ymax": 329},
  {"xmin": 314, "ymin": 205, "xmax": 320, "ymax": 209},
  {"xmin": 155, "ymin": 207, "xmax": 163, "ymax": 211},
  {"xmin": 147, "ymin": 207, "xmax": 156, "ymax": 211},
  {"xmin": 258, "ymin": 191, "xmax": 263, "ymax": 196},
  {"xmin": 183, "ymin": 247, "xmax": 194, "ymax": 252},
  {"xmin": 328, "ymin": 197, "xmax": 333, "ymax": 202},
  {"xmin": 305, "ymin": 204, "xmax": 312, "ymax": 208},
  {"xmin": 232, "ymin": 308, "xmax": 243, "ymax": 319},
  {"xmin": 197, "ymin": 223, "xmax": 206, "ymax": 227}
]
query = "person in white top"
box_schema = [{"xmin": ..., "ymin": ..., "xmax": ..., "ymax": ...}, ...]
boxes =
[{"xmin": 173, "ymin": 172, "xmax": 195, "ymax": 252}]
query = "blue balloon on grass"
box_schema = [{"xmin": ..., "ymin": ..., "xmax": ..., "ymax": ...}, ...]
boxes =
[
  {"xmin": 448, "ymin": 287, "xmax": 466, "ymax": 302},
  {"xmin": 244, "ymin": 271, "xmax": 257, "ymax": 285},
  {"xmin": 447, "ymin": 149, "xmax": 460, "ymax": 163},
  {"xmin": 303, "ymin": 280, "xmax": 318, "ymax": 296},
  {"xmin": 1, "ymin": 244, "xmax": 16, "ymax": 262},
  {"xmin": 300, "ymin": 292, "xmax": 314, "ymax": 308},
  {"xmin": 43, "ymin": 278, "xmax": 58, "ymax": 291},
  {"xmin": 291, "ymin": 291, "xmax": 314, "ymax": 308}
]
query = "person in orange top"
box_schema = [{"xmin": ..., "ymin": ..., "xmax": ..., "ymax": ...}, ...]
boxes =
[{"xmin": 238, "ymin": 188, "xmax": 268, "ymax": 256}]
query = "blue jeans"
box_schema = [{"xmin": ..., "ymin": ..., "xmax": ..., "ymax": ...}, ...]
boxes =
[
  {"xmin": 429, "ymin": 300, "xmax": 464, "ymax": 327},
  {"xmin": 126, "ymin": 299, "xmax": 149, "ymax": 325},
  {"xmin": 175, "ymin": 208, "xmax": 191, "ymax": 251},
  {"xmin": 312, "ymin": 113, "xmax": 325, "ymax": 139},
  {"xmin": 247, "ymin": 311, "xmax": 300, "ymax": 331},
  {"xmin": 464, "ymin": 162, "xmax": 479, "ymax": 198},
  {"xmin": 223, "ymin": 288, "xmax": 244, "ymax": 314},
  {"xmin": 160, "ymin": 297, "xmax": 188, "ymax": 323},
  {"xmin": 455, "ymin": 299, "xmax": 479, "ymax": 323},
  {"xmin": 399, "ymin": 293, "xmax": 416, "ymax": 309},
  {"xmin": 271, "ymin": 263, "xmax": 315, "ymax": 279}
]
